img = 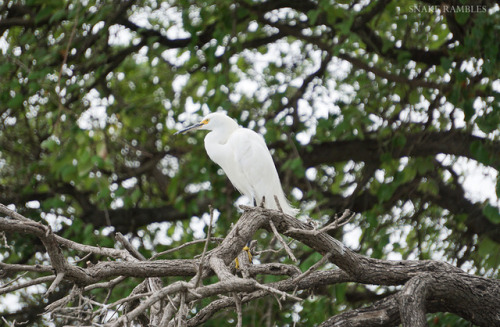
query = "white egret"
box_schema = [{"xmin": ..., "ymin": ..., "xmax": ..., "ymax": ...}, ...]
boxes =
[{"xmin": 174, "ymin": 112, "xmax": 298, "ymax": 217}]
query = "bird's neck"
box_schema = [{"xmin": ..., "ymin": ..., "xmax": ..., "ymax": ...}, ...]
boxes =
[{"xmin": 206, "ymin": 124, "xmax": 238, "ymax": 144}]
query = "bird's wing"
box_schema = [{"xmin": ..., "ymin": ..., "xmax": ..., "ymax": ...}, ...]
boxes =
[
  {"xmin": 204, "ymin": 136, "xmax": 252, "ymax": 197},
  {"xmin": 229, "ymin": 128, "xmax": 284, "ymax": 207}
]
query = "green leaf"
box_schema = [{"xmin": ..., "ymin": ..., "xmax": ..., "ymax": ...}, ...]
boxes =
[
  {"xmin": 496, "ymin": 178, "xmax": 500, "ymax": 198},
  {"xmin": 418, "ymin": 179, "xmax": 439, "ymax": 196},
  {"xmin": 335, "ymin": 283, "xmax": 346, "ymax": 303},
  {"xmin": 440, "ymin": 57, "xmax": 453, "ymax": 71},
  {"xmin": 41, "ymin": 139, "xmax": 58, "ymax": 152},
  {"xmin": 379, "ymin": 152, "xmax": 393, "ymax": 163},
  {"xmin": 0, "ymin": 63, "xmax": 13, "ymax": 75},
  {"xmin": 392, "ymin": 134, "xmax": 406, "ymax": 149},
  {"xmin": 476, "ymin": 112, "xmax": 500, "ymax": 134},
  {"xmin": 78, "ymin": 154, "xmax": 94, "ymax": 177},
  {"xmin": 115, "ymin": 186, "xmax": 126, "ymax": 197},
  {"xmin": 167, "ymin": 175, "xmax": 180, "ymax": 200},
  {"xmin": 97, "ymin": 187, "xmax": 111, "ymax": 201},
  {"xmin": 477, "ymin": 238, "xmax": 500, "ymax": 271},
  {"xmin": 378, "ymin": 184, "xmax": 394, "ymax": 202},
  {"xmin": 131, "ymin": 188, "xmax": 142, "ymax": 202},
  {"xmin": 61, "ymin": 164, "xmax": 78, "ymax": 182},
  {"xmin": 463, "ymin": 98, "xmax": 475, "ymax": 121},
  {"xmin": 282, "ymin": 158, "xmax": 305, "ymax": 176},
  {"xmin": 49, "ymin": 8, "xmax": 66, "ymax": 23},
  {"xmin": 35, "ymin": 6, "xmax": 54, "ymax": 24},
  {"xmin": 483, "ymin": 205, "xmax": 500, "ymax": 224},
  {"xmin": 415, "ymin": 157, "xmax": 435, "ymax": 175},
  {"xmin": 397, "ymin": 50, "xmax": 411, "ymax": 62},
  {"xmin": 470, "ymin": 141, "xmax": 491, "ymax": 165},
  {"xmin": 42, "ymin": 197, "xmax": 66, "ymax": 210},
  {"xmin": 455, "ymin": 11, "xmax": 470, "ymax": 25},
  {"xmin": 8, "ymin": 94, "xmax": 24, "ymax": 109},
  {"xmin": 307, "ymin": 9, "xmax": 321, "ymax": 24},
  {"xmin": 409, "ymin": 90, "xmax": 420, "ymax": 104},
  {"xmin": 401, "ymin": 165, "xmax": 417, "ymax": 183}
]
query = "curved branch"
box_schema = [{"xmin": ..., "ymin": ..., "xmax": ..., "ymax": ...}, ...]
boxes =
[
  {"xmin": 81, "ymin": 205, "xmax": 192, "ymax": 232},
  {"xmin": 398, "ymin": 274, "xmax": 430, "ymax": 327},
  {"xmin": 427, "ymin": 180, "xmax": 500, "ymax": 243},
  {"xmin": 317, "ymin": 176, "xmax": 500, "ymax": 243},
  {"xmin": 2, "ymin": 204, "xmax": 499, "ymax": 326},
  {"xmin": 299, "ymin": 131, "xmax": 499, "ymax": 168},
  {"xmin": 320, "ymin": 294, "xmax": 400, "ymax": 326}
]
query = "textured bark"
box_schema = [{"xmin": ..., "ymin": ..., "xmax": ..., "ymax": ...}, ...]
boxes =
[
  {"xmin": 1, "ymin": 204, "xmax": 499, "ymax": 326},
  {"xmin": 299, "ymin": 131, "xmax": 499, "ymax": 168},
  {"xmin": 399, "ymin": 275, "xmax": 431, "ymax": 327}
]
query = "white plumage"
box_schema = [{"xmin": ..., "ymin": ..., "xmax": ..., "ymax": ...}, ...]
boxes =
[{"xmin": 175, "ymin": 112, "xmax": 298, "ymax": 216}]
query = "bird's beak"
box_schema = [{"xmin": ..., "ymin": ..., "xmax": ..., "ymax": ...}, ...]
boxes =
[{"xmin": 173, "ymin": 123, "xmax": 204, "ymax": 135}]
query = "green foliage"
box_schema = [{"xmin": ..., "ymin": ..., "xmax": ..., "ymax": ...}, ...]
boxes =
[{"xmin": 0, "ymin": 0, "xmax": 499, "ymax": 325}]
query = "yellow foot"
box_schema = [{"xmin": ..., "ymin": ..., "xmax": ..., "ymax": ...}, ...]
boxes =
[
  {"xmin": 243, "ymin": 245, "xmax": 253, "ymax": 263},
  {"xmin": 235, "ymin": 245, "xmax": 253, "ymax": 269}
]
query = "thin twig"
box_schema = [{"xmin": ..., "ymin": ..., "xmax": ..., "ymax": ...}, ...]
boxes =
[
  {"xmin": 177, "ymin": 292, "xmax": 186, "ymax": 327},
  {"xmin": 56, "ymin": 235, "xmax": 134, "ymax": 260},
  {"xmin": 260, "ymin": 196, "xmax": 266, "ymax": 208},
  {"xmin": 0, "ymin": 272, "xmax": 28, "ymax": 288},
  {"xmin": 254, "ymin": 281, "xmax": 302, "ymax": 302},
  {"xmin": 45, "ymin": 272, "xmax": 65, "ymax": 297},
  {"xmin": 269, "ymin": 219, "xmax": 297, "ymax": 263},
  {"xmin": 318, "ymin": 210, "xmax": 353, "ymax": 233},
  {"xmin": 0, "ymin": 231, "xmax": 10, "ymax": 249},
  {"xmin": 254, "ymin": 239, "xmax": 295, "ymax": 256},
  {"xmin": 73, "ymin": 252, "xmax": 92, "ymax": 264},
  {"xmin": 0, "ymin": 203, "xmax": 34, "ymax": 222},
  {"xmin": 272, "ymin": 292, "xmax": 283, "ymax": 310},
  {"xmin": 293, "ymin": 253, "xmax": 332, "ymax": 285},
  {"xmin": 233, "ymin": 293, "xmax": 243, "ymax": 327},
  {"xmin": 104, "ymin": 209, "xmax": 111, "ymax": 227},
  {"xmin": 150, "ymin": 237, "xmax": 223, "ymax": 260},
  {"xmin": 159, "ymin": 293, "xmax": 180, "ymax": 326},
  {"xmin": 110, "ymin": 281, "xmax": 194, "ymax": 327},
  {"xmin": 45, "ymin": 285, "xmax": 80, "ymax": 312},
  {"xmin": 166, "ymin": 294, "xmax": 178, "ymax": 311},
  {"xmin": 1, "ymin": 317, "xmax": 28, "ymax": 327},
  {"xmin": 115, "ymin": 232, "xmax": 145, "ymax": 260},
  {"xmin": 0, "ymin": 275, "xmax": 55, "ymax": 296},
  {"xmin": 194, "ymin": 206, "xmax": 215, "ymax": 287},
  {"xmin": 285, "ymin": 210, "xmax": 354, "ymax": 236},
  {"xmin": 84, "ymin": 276, "xmax": 126, "ymax": 292},
  {"xmin": 1, "ymin": 317, "xmax": 14, "ymax": 327},
  {"xmin": 99, "ymin": 291, "xmax": 154, "ymax": 311},
  {"xmin": 56, "ymin": 5, "xmax": 79, "ymax": 107}
]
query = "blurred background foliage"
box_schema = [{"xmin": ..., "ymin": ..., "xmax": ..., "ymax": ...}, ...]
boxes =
[{"xmin": 0, "ymin": 0, "xmax": 499, "ymax": 325}]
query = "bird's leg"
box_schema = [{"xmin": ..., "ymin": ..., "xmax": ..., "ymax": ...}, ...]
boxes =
[
  {"xmin": 273, "ymin": 195, "xmax": 283, "ymax": 212},
  {"xmin": 235, "ymin": 241, "xmax": 253, "ymax": 269},
  {"xmin": 243, "ymin": 241, "xmax": 253, "ymax": 263}
]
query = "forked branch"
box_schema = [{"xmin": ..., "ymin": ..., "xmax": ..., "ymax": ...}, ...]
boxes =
[{"xmin": 1, "ymin": 203, "xmax": 499, "ymax": 327}]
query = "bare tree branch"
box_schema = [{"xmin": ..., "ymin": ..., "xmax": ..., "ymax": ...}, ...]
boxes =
[{"xmin": 1, "ymin": 203, "xmax": 499, "ymax": 326}]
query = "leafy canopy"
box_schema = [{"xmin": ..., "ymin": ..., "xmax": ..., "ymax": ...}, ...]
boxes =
[{"xmin": 0, "ymin": 0, "xmax": 499, "ymax": 325}]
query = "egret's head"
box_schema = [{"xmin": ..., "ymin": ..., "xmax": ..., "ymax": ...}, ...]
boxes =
[{"xmin": 173, "ymin": 113, "xmax": 236, "ymax": 135}]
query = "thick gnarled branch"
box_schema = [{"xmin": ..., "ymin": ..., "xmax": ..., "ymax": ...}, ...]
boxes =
[{"xmin": 1, "ymin": 203, "xmax": 499, "ymax": 326}]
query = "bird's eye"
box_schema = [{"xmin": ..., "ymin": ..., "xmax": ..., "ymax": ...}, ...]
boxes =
[{"xmin": 201, "ymin": 119, "xmax": 209, "ymax": 125}]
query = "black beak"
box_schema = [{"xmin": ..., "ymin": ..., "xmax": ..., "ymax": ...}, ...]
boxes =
[{"xmin": 173, "ymin": 123, "xmax": 204, "ymax": 135}]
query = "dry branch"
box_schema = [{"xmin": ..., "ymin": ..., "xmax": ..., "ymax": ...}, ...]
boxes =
[
  {"xmin": 1, "ymin": 203, "xmax": 499, "ymax": 326},
  {"xmin": 269, "ymin": 218, "xmax": 297, "ymax": 262}
]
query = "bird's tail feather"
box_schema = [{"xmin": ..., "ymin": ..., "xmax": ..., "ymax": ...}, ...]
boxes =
[{"xmin": 264, "ymin": 192, "xmax": 299, "ymax": 217}]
